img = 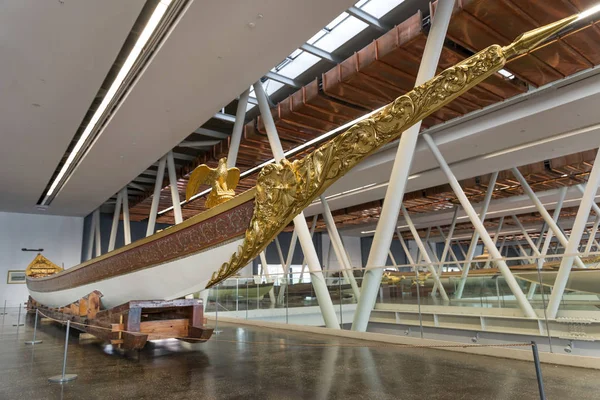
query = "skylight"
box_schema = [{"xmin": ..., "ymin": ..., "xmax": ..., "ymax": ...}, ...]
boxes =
[
  {"xmin": 312, "ymin": 15, "xmax": 368, "ymax": 53},
  {"xmin": 276, "ymin": 51, "xmax": 321, "ymax": 79},
  {"xmin": 360, "ymin": 0, "xmax": 405, "ymax": 19},
  {"xmin": 247, "ymin": 0, "xmax": 406, "ymax": 106}
]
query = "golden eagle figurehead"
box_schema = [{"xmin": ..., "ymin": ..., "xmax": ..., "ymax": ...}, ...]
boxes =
[{"xmin": 186, "ymin": 157, "xmax": 240, "ymax": 208}]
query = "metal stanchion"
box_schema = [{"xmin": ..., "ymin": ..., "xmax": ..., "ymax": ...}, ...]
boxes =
[
  {"xmin": 0, "ymin": 300, "xmax": 7, "ymax": 315},
  {"xmin": 214, "ymin": 285, "xmax": 222, "ymax": 334},
  {"xmin": 531, "ymin": 341, "xmax": 546, "ymax": 400},
  {"xmin": 415, "ymin": 268, "xmax": 424, "ymax": 339},
  {"xmin": 338, "ymin": 277, "xmax": 343, "ymax": 327},
  {"xmin": 13, "ymin": 304, "xmax": 24, "ymax": 328},
  {"xmin": 48, "ymin": 320, "xmax": 77, "ymax": 383},
  {"xmin": 25, "ymin": 309, "xmax": 42, "ymax": 345}
]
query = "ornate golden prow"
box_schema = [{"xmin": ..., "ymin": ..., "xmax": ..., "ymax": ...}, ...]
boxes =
[
  {"xmin": 186, "ymin": 157, "xmax": 240, "ymax": 208},
  {"xmin": 502, "ymin": 14, "xmax": 579, "ymax": 60},
  {"xmin": 206, "ymin": 14, "xmax": 585, "ymax": 288},
  {"xmin": 26, "ymin": 253, "xmax": 63, "ymax": 278}
]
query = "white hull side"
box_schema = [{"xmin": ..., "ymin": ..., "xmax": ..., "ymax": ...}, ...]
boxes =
[{"xmin": 28, "ymin": 239, "xmax": 243, "ymax": 309}]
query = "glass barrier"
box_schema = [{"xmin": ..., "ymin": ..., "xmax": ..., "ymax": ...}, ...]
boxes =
[{"xmin": 197, "ymin": 250, "xmax": 600, "ymax": 353}]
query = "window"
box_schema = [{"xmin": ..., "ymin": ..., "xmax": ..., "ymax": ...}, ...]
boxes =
[
  {"xmin": 247, "ymin": 0, "xmax": 407, "ymax": 100},
  {"xmin": 359, "ymin": 0, "xmax": 405, "ymax": 19},
  {"xmin": 275, "ymin": 51, "xmax": 321, "ymax": 79},
  {"xmin": 312, "ymin": 15, "xmax": 368, "ymax": 53}
]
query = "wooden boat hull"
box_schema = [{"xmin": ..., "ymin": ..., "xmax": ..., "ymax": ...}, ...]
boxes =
[
  {"xmin": 27, "ymin": 191, "xmax": 255, "ymax": 309},
  {"xmin": 29, "ymin": 240, "xmax": 243, "ymax": 309},
  {"xmin": 26, "ymin": 19, "xmax": 576, "ymax": 311}
]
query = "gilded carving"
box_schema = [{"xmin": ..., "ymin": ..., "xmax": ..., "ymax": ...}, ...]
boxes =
[
  {"xmin": 206, "ymin": 45, "xmax": 508, "ymax": 287},
  {"xmin": 26, "ymin": 254, "xmax": 63, "ymax": 278},
  {"xmin": 186, "ymin": 157, "xmax": 240, "ymax": 208},
  {"xmin": 28, "ymin": 200, "xmax": 255, "ymax": 293}
]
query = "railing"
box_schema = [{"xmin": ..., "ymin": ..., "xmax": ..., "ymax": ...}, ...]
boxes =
[{"xmin": 200, "ymin": 250, "xmax": 600, "ymax": 353}]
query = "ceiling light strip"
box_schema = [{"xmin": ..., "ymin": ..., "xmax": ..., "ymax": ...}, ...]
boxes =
[{"xmin": 40, "ymin": 0, "xmax": 182, "ymax": 206}]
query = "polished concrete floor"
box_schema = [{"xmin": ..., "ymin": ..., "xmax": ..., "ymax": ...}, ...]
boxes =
[{"xmin": 0, "ymin": 310, "xmax": 599, "ymax": 399}]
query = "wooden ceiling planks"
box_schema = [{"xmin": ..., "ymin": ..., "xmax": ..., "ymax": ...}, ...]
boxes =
[
  {"xmin": 443, "ymin": 0, "xmax": 597, "ymax": 87},
  {"xmin": 128, "ymin": 1, "xmax": 600, "ymax": 227}
]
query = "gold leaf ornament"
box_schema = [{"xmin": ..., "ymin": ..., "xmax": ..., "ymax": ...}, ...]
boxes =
[{"xmin": 207, "ymin": 16, "xmax": 584, "ymax": 287}]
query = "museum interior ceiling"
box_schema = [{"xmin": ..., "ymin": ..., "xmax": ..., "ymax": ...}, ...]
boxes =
[{"xmin": 49, "ymin": 0, "xmax": 600, "ymax": 239}]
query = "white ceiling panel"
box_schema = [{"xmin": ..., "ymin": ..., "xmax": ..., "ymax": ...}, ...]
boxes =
[
  {"xmin": 0, "ymin": 0, "xmax": 145, "ymax": 214},
  {"xmin": 52, "ymin": 0, "xmax": 355, "ymax": 215}
]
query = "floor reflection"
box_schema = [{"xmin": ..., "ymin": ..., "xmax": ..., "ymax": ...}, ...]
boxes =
[{"xmin": 0, "ymin": 319, "xmax": 599, "ymax": 399}]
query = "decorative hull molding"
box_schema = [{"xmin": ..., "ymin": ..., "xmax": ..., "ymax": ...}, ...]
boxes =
[{"xmin": 27, "ymin": 191, "xmax": 255, "ymax": 295}]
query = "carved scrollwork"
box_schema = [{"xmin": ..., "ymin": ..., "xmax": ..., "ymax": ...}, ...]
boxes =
[{"xmin": 206, "ymin": 45, "xmax": 506, "ymax": 287}]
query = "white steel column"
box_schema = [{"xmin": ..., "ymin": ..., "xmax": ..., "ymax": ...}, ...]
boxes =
[
  {"xmin": 274, "ymin": 237, "xmax": 290, "ymax": 275},
  {"xmin": 401, "ymin": 205, "xmax": 449, "ymax": 301},
  {"xmin": 586, "ymin": 216, "xmax": 600, "ymax": 255},
  {"xmin": 511, "ymin": 168, "xmax": 586, "ymax": 269},
  {"xmin": 396, "ymin": 230, "xmax": 414, "ymax": 265},
  {"xmin": 535, "ymin": 223, "xmax": 547, "ymax": 250},
  {"xmin": 122, "ymin": 187, "xmax": 131, "ymax": 245},
  {"xmin": 512, "ymin": 215, "xmax": 541, "ymax": 260},
  {"xmin": 227, "ymin": 88, "xmax": 250, "ymax": 167},
  {"xmin": 547, "ymin": 150, "xmax": 600, "ymax": 318},
  {"xmin": 497, "ymin": 236, "xmax": 507, "ymax": 258},
  {"xmin": 432, "ymin": 208, "xmax": 458, "ymax": 295},
  {"xmin": 258, "ymin": 251, "xmax": 276, "ymax": 304},
  {"xmin": 517, "ymin": 242, "xmax": 534, "ymax": 264},
  {"xmin": 538, "ymin": 186, "xmax": 567, "ymax": 267},
  {"xmin": 576, "ymin": 184, "xmax": 600, "ymax": 216},
  {"xmin": 108, "ymin": 191, "xmax": 123, "ymax": 252},
  {"xmin": 166, "ymin": 151, "xmax": 183, "ymax": 225},
  {"xmin": 86, "ymin": 210, "xmax": 96, "ymax": 261},
  {"xmin": 528, "ymin": 206, "xmax": 563, "ymax": 298},
  {"xmin": 576, "ymin": 185, "xmax": 600, "ymax": 255},
  {"xmin": 455, "ymin": 171, "xmax": 498, "ymax": 299},
  {"xmin": 457, "ymin": 242, "xmax": 468, "ymax": 260},
  {"xmin": 300, "ymin": 215, "xmax": 319, "ymax": 281},
  {"xmin": 483, "ymin": 216, "xmax": 504, "ymax": 269},
  {"xmin": 320, "ymin": 195, "xmax": 361, "ymax": 299},
  {"xmin": 423, "ymin": 133, "xmax": 536, "ymax": 318},
  {"xmin": 93, "ymin": 209, "xmax": 101, "ymax": 257},
  {"xmin": 388, "ymin": 250, "xmax": 398, "ymax": 267},
  {"xmin": 254, "ymin": 81, "xmax": 339, "ymax": 329},
  {"xmin": 440, "ymin": 208, "xmax": 459, "ymax": 271},
  {"xmin": 435, "ymin": 226, "xmax": 462, "ymax": 268},
  {"xmin": 352, "ymin": 0, "xmax": 454, "ymax": 331},
  {"xmin": 416, "ymin": 227, "xmax": 432, "ymax": 264},
  {"xmin": 146, "ymin": 156, "xmax": 167, "ymax": 237},
  {"xmin": 276, "ymin": 232, "xmax": 297, "ymax": 305}
]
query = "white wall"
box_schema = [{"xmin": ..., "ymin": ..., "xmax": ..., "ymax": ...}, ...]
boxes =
[{"xmin": 0, "ymin": 212, "xmax": 83, "ymax": 306}]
